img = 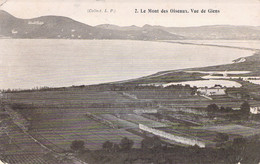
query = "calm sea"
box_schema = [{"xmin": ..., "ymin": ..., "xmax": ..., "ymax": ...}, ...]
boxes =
[{"xmin": 0, "ymin": 39, "xmax": 257, "ymax": 89}]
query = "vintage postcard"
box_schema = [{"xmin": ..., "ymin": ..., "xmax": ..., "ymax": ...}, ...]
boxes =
[{"xmin": 0, "ymin": 0, "xmax": 260, "ymax": 163}]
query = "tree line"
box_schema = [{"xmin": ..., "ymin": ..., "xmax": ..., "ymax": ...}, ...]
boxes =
[{"xmin": 70, "ymin": 134, "xmax": 260, "ymax": 164}]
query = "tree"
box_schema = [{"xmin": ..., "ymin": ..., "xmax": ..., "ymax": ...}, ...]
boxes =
[
  {"xmin": 240, "ymin": 101, "xmax": 250, "ymax": 115},
  {"xmin": 207, "ymin": 104, "xmax": 219, "ymax": 111},
  {"xmin": 112, "ymin": 143, "xmax": 120, "ymax": 152},
  {"xmin": 70, "ymin": 140, "xmax": 85, "ymax": 152},
  {"xmin": 240, "ymin": 101, "xmax": 250, "ymax": 120},
  {"xmin": 141, "ymin": 136, "xmax": 162, "ymax": 150},
  {"xmin": 220, "ymin": 106, "xmax": 226, "ymax": 112},
  {"xmin": 215, "ymin": 133, "xmax": 229, "ymax": 143},
  {"xmin": 152, "ymin": 136, "xmax": 162, "ymax": 150},
  {"xmin": 141, "ymin": 137, "xmax": 154, "ymax": 150},
  {"xmin": 102, "ymin": 141, "xmax": 113, "ymax": 152},
  {"xmin": 141, "ymin": 137, "xmax": 152, "ymax": 150},
  {"xmin": 120, "ymin": 137, "xmax": 134, "ymax": 151},
  {"xmin": 225, "ymin": 107, "xmax": 233, "ymax": 112},
  {"xmin": 232, "ymin": 137, "xmax": 247, "ymax": 149},
  {"xmin": 226, "ymin": 137, "xmax": 247, "ymax": 163}
]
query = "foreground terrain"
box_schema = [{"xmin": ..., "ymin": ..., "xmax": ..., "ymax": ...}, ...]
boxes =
[{"xmin": 1, "ymin": 52, "xmax": 260, "ymax": 163}]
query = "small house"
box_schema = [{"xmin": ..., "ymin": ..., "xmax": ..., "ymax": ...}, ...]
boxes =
[
  {"xmin": 197, "ymin": 85, "xmax": 226, "ymax": 96},
  {"xmin": 250, "ymin": 107, "xmax": 260, "ymax": 114}
]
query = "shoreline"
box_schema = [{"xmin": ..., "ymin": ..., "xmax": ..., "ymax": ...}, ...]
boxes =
[{"xmin": 160, "ymin": 40, "xmax": 260, "ymax": 51}]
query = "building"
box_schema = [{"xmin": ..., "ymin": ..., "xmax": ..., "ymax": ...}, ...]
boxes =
[
  {"xmin": 250, "ymin": 107, "xmax": 260, "ymax": 114},
  {"xmin": 11, "ymin": 29, "xmax": 18, "ymax": 34},
  {"xmin": 28, "ymin": 21, "xmax": 44, "ymax": 25},
  {"xmin": 197, "ymin": 85, "xmax": 226, "ymax": 96}
]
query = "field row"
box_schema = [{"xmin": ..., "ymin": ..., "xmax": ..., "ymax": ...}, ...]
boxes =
[
  {"xmin": 118, "ymin": 114, "xmax": 167, "ymax": 128},
  {"xmin": 201, "ymin": 124, "xmax": 260, "ymax": 137},
  {"xmin": 6, "ymin": 90, "xmax": 137, "ymax": 105},
  {"xmin": 29, "ymin": 114, "xmax": 144, "ymax": 151},
  {"xmin": 31, "ymin": 128, "xmax": 143, "ymax": 150}
]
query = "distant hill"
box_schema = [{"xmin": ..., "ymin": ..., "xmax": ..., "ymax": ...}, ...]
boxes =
[
  {"xmin": 96, "ymin": 24, "xmax": 141, "ymax": 31},
  {"xmin": 97, "ymin": 24, "xmax": 260, "ymax": 40},
  {"xmin": 1, "ymin": 10, "xmax": 260, "ymax": 40},
  {"xmin": 0, "ymin": 10, "xmax": 182, "ymax": 40},
  {"xmin": 163, "ymin": 25, "xmax": 260, "ymax": 40}
]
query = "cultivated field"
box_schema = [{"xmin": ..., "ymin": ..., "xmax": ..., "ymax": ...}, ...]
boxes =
[
  {"xmin": 3, "ymin": 80, "xmax": 260, "ymax": 155},
  {"xmin": 99, "ymin": 114, "xmax": 138, "ymax": 129},
  {"xmin": 5, "ymin": 90, "xmax": 139, "ymax": 107},
  {"xmin": 155, "ymin": 126, "xmax": 218, "ymax": 146},
  {"xmin": 124, "ymin": 90, "xmax": 194, "ymax": 100},
  {"xmin": 119, "ymin": 114, "xmax": 167, "ymax": 128},
  {"xmin": 27, "ymin": 109, "xmax": 143, "ymax": 151},
  {"xmin": 0, "ymin": 119, "xmax": 64, "ymax": 164},
  {"xmin": 2, "ymin": 89, "xmax": 149, "ymax": 152},
  {"xmin": 201, "ymin": 124, "xmax": 260, "ymax": 137}
]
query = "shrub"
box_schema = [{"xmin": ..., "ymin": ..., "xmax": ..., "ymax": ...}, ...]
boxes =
[
  {"xmin": 120, "ymin": 137, "xmax": 134, "ymax": 151},
  {"xmin": 70, "ymin": 140, "xmax": 85, "ymax": 152}
]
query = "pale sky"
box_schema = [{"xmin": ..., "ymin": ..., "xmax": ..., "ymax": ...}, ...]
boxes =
[{"xmin": 1, "ymin": 0, "xmax": 260, "ymax": 27}]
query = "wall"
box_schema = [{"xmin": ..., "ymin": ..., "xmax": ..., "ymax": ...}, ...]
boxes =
[
  {"xmin": 133, "ymin": 109, "xmax": 157, "ymax": 114},
  {"xmin": 139, "ymin": 124, "xmax": 205, "ymax": 148}
]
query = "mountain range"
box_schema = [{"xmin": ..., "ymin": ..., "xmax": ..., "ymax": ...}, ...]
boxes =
[
  {"xmin": 1, "ymin": 10, "xmax": 260, "ymax": 40},
  {"xmin": 0, "ymin": 10, "xmax": 181, "ymax": 40},
  {"xmin": 97, "ymin": 24, "xmax": 260, "ymax": 40}
]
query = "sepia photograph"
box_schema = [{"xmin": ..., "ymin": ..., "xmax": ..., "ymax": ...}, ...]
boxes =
[{"xmin": 0, "ymin": 0, "xmax": 260, "ymax": 163}]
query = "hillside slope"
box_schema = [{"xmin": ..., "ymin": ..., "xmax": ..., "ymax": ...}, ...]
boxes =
[
  {"xmin": 0, "ymin": 10, "xmax": 182, "ymax": 40},
  {"xmin": 2, "ymin": 10, "xmax": 260, "ymax": 40},
  {"xmin": 97, "ymin": 24, "xmax": 260, "ymax": 40}
]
